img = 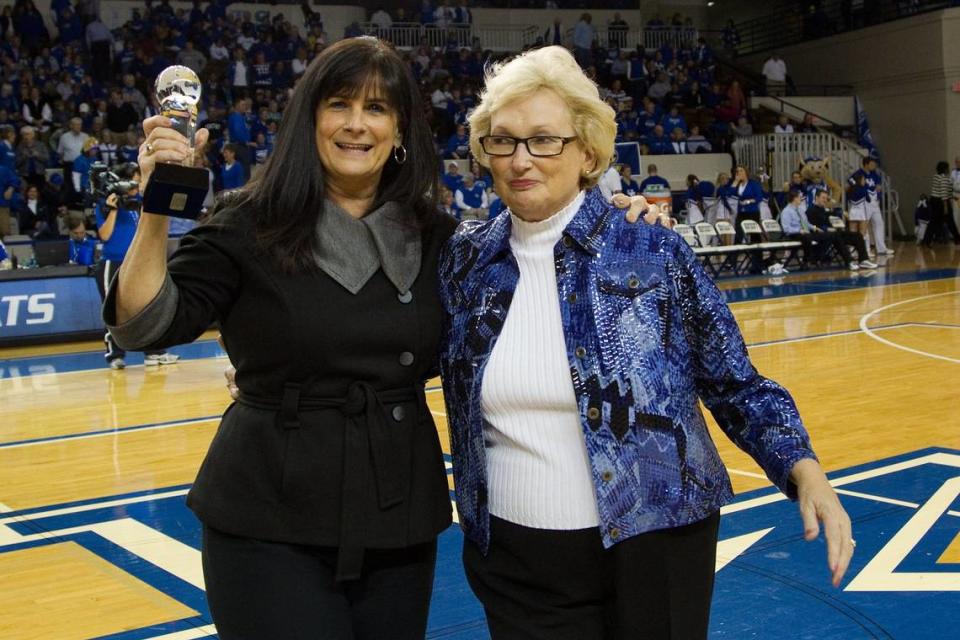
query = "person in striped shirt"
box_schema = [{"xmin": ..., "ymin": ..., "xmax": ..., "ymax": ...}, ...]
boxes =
[{"xmin": 921, "ymin": 161, "xmax": 960, "ymax": 246}]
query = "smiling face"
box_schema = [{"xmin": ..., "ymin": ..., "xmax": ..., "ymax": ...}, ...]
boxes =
[
  {"xmin": 486, "ymin": 88, "xmax": 594, "ymax": 222},
  {"xmin": 314, "ymin": 84, "xmax": 400, "ymax": 195}
]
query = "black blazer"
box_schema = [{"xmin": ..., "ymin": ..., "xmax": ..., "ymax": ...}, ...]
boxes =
[{"xmin": 106, "ymin": 202, "xmax": 457, "ymax": 577}]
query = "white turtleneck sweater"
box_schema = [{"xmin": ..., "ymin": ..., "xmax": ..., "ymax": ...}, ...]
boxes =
[{"xmin": 480, "ymin": 191, "xmax": 600, "ymax": 530}]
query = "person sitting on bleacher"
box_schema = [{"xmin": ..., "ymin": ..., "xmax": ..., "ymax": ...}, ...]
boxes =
[
  {"xmin": 442, "ymin": 161, "xmax": 463, "ymax": 193},
  {"xmin": 684, "ymin": 174, "xmax": 714, "ymax": 224},
  {"xmin": 68, "ymin": 219, "xmax": 96, "ymax": 266},
  {"xmin": 645, "ymin": 124, "xmax": 672, "ymax": 155},
  {"xmin": 454, "ymin": 171, "xmax": 488, "ymax": 221},
  {"xmin": 797, "ymin": 189, "xmax": 876, "ymax": 270},
  {"xmin": 16, "ymin": 183, "xmax": 58, "ymax": 240},
  {"xmin": 619, "ymin": 165, "xmax": 640, "ymax": 196},
  {"xmin": 732, "ymin": 165, "xmax": 763, "ymax": 244}
]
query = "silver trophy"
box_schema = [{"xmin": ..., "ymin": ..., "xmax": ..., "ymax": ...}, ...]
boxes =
[{"xmin": 142, "ymin": 65, "xmax": 208, "ymax": 219}]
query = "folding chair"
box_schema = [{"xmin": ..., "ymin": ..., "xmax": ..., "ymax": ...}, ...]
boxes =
[{"xmin": 673, "ymin": 224, "xmax": 698, "ymax": 247}]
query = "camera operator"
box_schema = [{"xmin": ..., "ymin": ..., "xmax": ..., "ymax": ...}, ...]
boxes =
[{"xmin": 93, "ymin": 169, "xmax": 179, "ymax": 369}]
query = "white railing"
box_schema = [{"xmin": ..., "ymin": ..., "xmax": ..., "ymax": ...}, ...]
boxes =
[
  {"xmin": 562, "ymin": 28, "xmax": 642, "ymax": 52},
  {"xmin": 732, "ymin": 132, "xmax": 904, "ymax": 239},
  {"xmin": 592, "ymin": 28, "xmax": 642, "ymax": 51},
  {"xmin": 473, "ymin": 24, "xmax": 540, "ymax": 52},
  {"xmin": 642, "ymin": 26, "xmax": 700, "ymax": 51},
  {"xmin": 359, "ymin": 22, "xmax": 538, "ymax": 52}
]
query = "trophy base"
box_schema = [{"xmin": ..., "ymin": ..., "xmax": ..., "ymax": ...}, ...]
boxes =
[{"xmin": 142, "ymin": 162, "xmax": 209, "ymax": 220}]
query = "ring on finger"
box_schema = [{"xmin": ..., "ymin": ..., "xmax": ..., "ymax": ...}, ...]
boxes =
[
  {"xmin": 850, "ymin": 538, "xmax": 857, "ymax": 547},
  {"xmin": 145, "ymin": 142, "xmax": 154, "ymax": 154}
]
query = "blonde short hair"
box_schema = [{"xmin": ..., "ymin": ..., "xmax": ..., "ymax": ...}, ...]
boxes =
[{"xmin": 468, "ymin": 46, "xmax": 616, "ymax": 190}]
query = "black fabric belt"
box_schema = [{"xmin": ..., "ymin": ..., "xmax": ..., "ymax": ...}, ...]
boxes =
[{"xmin": 238, "ymin": 381, "xmax": 421, "ymax": 581}]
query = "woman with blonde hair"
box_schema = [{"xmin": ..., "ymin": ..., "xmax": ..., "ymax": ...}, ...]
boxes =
[{"xmin": 439, "ymin": 45, "xmax": 853, "ymax": 639}]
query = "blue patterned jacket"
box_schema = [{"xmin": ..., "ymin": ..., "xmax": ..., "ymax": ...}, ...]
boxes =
[{"xmin": 438, "ymin": 187, "xmax": 816, "ymax": 553}]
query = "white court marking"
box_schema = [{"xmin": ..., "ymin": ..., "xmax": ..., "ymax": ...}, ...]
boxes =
[{"xmin": 859, "ymin": 291, "xmax": 960, "ymax": 364}]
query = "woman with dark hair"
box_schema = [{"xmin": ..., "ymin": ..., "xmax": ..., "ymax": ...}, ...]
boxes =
[
  {"xmin": 922, "ymin": 160, "xmax": 960, "ymax": 246},
  {"xmin": 102, "ymin": 37, "xmax": 454, "ymax": 639}
]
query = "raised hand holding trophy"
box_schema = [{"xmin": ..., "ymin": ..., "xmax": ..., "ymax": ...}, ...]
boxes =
[{"xmin": 142, "ymin": 66, "xmax": 209, "ymax": 219}]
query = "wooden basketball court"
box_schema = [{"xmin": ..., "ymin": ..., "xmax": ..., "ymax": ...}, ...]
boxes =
[{"xmin": 1, "ymin": 242, "xmax": 958, "ymax": 639}]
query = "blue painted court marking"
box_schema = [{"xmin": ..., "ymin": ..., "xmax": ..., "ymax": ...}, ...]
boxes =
[
  {"xmin": 0, "ymin": 415, "xmax": 221, "ymax": 450},
  {"xmin": 720, "ymin": 267, "xmax": 960, "ymax": 303},
  {"xmin": 2, "ymin": 448, "xmax": 958, "ymax": 639}
]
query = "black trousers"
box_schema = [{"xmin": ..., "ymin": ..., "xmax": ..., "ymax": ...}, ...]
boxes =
[
  {"xmin": 94, "ymin": 259, "xmax": 164, "ymax": 362},
  {"xmin": 464, "ymin": 512, "xmax": 721, "ymax": 640},
  {"xmin": 787, "ymin": 231, "xmax": 867, "ymax": 265},
  {"xmin": 202, "ymin": 525, "xmax": 437, "ymax": 640},
  {"xmin": 922, "ymin": 197, "xmax": 960, "ymax": 245}
]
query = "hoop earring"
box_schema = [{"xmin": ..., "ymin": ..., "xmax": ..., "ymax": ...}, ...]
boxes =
[{"xmin": 393, "ymin": 144, "xmax": 407, "ymax": 165}]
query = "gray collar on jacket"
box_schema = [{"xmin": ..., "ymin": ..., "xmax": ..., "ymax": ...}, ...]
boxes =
[{"xmin": 314, "ymin": 199, "xmax": 422, "ymax": 295}]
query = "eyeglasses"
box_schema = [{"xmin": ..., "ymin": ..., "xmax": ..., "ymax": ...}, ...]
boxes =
[{"xmin": 479, "ymin": 135, "xmax": 578, "ymax": 157}]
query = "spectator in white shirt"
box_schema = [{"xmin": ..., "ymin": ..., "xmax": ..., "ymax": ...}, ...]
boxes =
[
  {"xmin": 774, "ymin": 114, "xmax": 794, "ymax": 134},
  {"xmin": 952, "ymin": 156, "xmax": 960, "ymax": 203},
  {"xmin": 371, "ymin": 7, "xmax": 393, "ymax": 31},
  {"xmin": 434, "ymin": 0, "xmax": 456, "ymax": 29},
  {"xmin": 762, "ymin": 53, "xmax": 788, "ymax": 96},
  {"xmin": 455, "ymin": 172, "xmax": 489, "ymax": 220},
  {"xmin": 209, "ymin": 38, "xmax": 229, "ymax": 62},
  {"xmin": 598, "ymin": 164, "xmax": 622, "ymax": 202},
  {"xmin": 686, "ymin": 124, "xmax": 712, "ymax": 153}
]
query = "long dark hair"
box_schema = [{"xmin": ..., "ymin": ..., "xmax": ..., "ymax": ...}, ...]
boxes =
[{"xmin": 231, "ymin": 37, "xmax": 438, "ymax": 273}]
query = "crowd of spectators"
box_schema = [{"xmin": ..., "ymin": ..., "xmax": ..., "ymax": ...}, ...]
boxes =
[{"xmin": 0, "ymin": 0, "xmax": 780, "ymax": 242}]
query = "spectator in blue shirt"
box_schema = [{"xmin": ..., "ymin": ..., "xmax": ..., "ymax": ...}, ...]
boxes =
[
  {"xmin": 441, "ymin": 161, "xmax": 463, "ymax": 193},
  {"xmin": 252, "ymin": 132, "xmax": 269, "ymax": 164},
  {"xmin": 68, "ymin": 219, "xmax": 96, "ymax": 266},
  {"xmin": 619, "ymin": 164, "xmax": 640, "ymax": 196},
  {"xmin": 71, "ymin": 137, "xmax": 99, "ymax": 198},
  {"xmin": 645, "ymin": 124, "xmax": 672, "ymax": 155},
  {"xmin": 732, "ymin": 165, "xmax": 765, "ymax": 244},
  {"xmin": 0, "ymin": 125, "xmax": 17, "ymax": 171},
  {"xmin": 639, "ymin": 164, "xmax": 670, "ymax": 192},
  {"xmin": 661, "ymin": 105, "xmax": 687, "ymax": 134},
  {"xmin": 443, "ymin": 124, "xmax": 470, "ymax": 159},
  {"xmin": 220, "ymin": 144, "xmax": 246, "ymax": 190},
  {"xmin": 572, "ymin": 13, "xmax": 595, "ymax": 68},
  {"xmin": 637, "ymin": 101, "xmax": 660, "ymax": 137}
]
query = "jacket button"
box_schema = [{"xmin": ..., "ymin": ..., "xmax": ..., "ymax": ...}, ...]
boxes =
[
  {"xmin": 567, "ymin": 293, "xmax": 578, "ymax": 303},
  {"xmin": 574, "ymin": 346, "xmax": 586, "ymax": 358},
  {"xmin": 399, "ymin": 351, "xmax": 414, "ymax": 366},
  {"xmin": 398, "ymin": 290, "xmax": 413, "ymax": 304},
  {"xmin": 610, "ymin": 527, "xmax": 621, "ymax": 540},
  {"xmin": 627, "ymin": 277, "xmax": 640, "ymax": 289},
  {"xmin": 601, "ymin": 470, "xmax": 614, "ymax": 482},
  {"xmin": 391, "ymin": 405, "xmax": 405, "ymax": 422},
  {"xmin": 562, "ymin": 236, "xmax": 574, "ymax": 248},
  {"xmin": 587, "ymin": 407, "xmax": 600, "ymax": 420}
]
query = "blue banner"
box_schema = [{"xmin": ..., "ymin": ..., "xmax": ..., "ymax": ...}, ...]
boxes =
[
  {"xmin": 0, "ymin": 276, "xmax": 102, "ymax": 339},
  {"xmin": 855, "ymin": 96, "xmax": 880, "ymax": 162},
  {"xmin": 614, "ymin": 142, "xmax": 641, "ymax": 175}
]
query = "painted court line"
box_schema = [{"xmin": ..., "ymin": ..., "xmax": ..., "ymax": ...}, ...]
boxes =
[
  {"xmin": 0, "ymin": 488, "xmax": 190, "ymax": 527},
  {"xmin": 727, "ymin": 467, "xmax": 960, "ymax": 517},
  {"xmin": 724, "ymin": 452, "xmax": 960, "ymax": 515},
  {"xmin": 147, "ymin": 626, "xmax": 217, "ymax": 640},
  {"xmin": 0, "ymin": 416, "xmax": 221, "ymax": 449},
  {"xmin": 859, "ymin": 291, "xmax": 960, "ymax": 364},
  {"xmin": 846, "ymin": 476, "xmax": 960, "ymax": 591},
  {"xmin": 91, "ymin": 518, "xmax": 205, "ymax": 590}
]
